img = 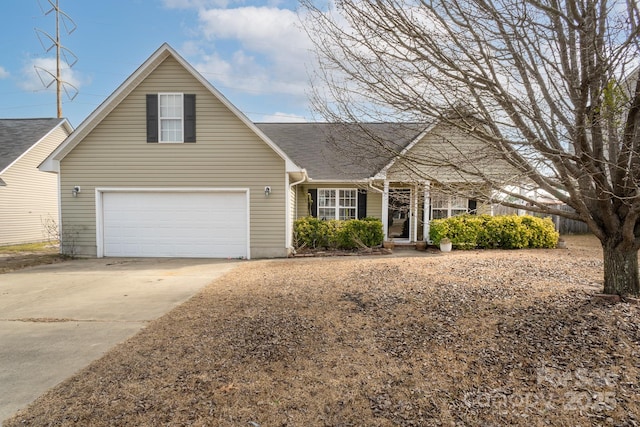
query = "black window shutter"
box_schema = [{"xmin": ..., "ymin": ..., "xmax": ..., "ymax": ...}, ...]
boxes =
[
  {"xmin": 184, "ymin": 94, "xmax": 196, "ymax": 143},
  {"xmin": 146, "ymin": 94, "xmax": 158, "ymax": 143},
  {"xmin": 357, "ymin": 189, "xmax": 367, "ymax": 219},
  {"xmin": 468, "ymin": 199, "xmax": 477, "ymax": 215},
  {"xmin": 308, "ymin": 189, "xmax": 317, "ymax": 217}
]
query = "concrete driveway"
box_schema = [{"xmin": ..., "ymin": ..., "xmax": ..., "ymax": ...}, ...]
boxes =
[{"xmin": 0, "ymin": 257, "xmax": 239, "ymax": 424}]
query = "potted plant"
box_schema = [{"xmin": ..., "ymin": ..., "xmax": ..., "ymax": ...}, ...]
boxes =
[{"xmin": 439, "ymin": 237, "xmax": 452, "ymax": 252}]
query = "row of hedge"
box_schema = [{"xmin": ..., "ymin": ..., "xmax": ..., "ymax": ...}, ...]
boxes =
[
  {"xmin": 294, "ymin": 214, "xmax": 559, "ymax": 251},
  {"xmin": 294, "ymin": 216, "xmax": 384, "ymax": 250},
  {"xmin": 429, "ymin": 214, "xmax": 559, "ymax": 249}
]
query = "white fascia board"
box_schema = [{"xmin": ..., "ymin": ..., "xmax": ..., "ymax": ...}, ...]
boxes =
[
  {"xmin": 39, "ymin": 47, "xmax": 171, "ymax": 172},
  {"xmin": 38, "ymin": 43, "xmax": 305, "ymax": 176},
  {"xmin": 166, "ymin": 45, "xmax": 303, "ymax": 174},
  {"xmin": 15, "ymin": 118, "xmax": 72, "ymax": 174},
  {"xmin": 373, "ymin": 122, "xmax": 436, "ymax": 180},
  {"xmin": 305, "ymin": 179, "xmax": 372, "ymax": 184}
]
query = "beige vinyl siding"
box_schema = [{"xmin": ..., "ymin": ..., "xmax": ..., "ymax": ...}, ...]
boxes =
[
  {"xmin": 294, "ymin": 184, "xmax": 383, "ymax": 220},
  {"xmin": 288, "ymin": 182, "xmax": 296, "ymax": 250},
  {"xmin": 60, "ymin": 56, "xmax": 286, "ymax": 258},
  {"xmin": 0, "ymin": 126, "xmax": 68, "ymax": 245},
  {"xmin": 366, "ymin": 190, "xmax": 383, "ymax": 220},
  {"xmin": 387, "ymin": 123, "xmax": 515, "ymax": 183}
]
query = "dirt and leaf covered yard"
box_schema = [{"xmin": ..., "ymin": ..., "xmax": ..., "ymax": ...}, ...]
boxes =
[
  {"xmin": 0, "ymin": 242, "xmax": 66, "ymax": 274},
  {"xmin": 5, "ymin": 235, "xmax": 640, "ymax": 426}
]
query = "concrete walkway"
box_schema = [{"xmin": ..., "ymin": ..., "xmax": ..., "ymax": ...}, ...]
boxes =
[{"xmin": 0, "ymin": 257, "xmax": 239, "ymax": 425}]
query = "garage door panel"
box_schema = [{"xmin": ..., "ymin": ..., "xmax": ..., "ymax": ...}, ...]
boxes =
[{"xmin": 102, "ymin": 191, "xmax": 247, "ymax": 258}]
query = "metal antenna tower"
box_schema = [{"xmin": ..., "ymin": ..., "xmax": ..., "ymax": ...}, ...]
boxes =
[{"xmin": 34, "ymin": 0, "xmax": 78, "ymax": 118}]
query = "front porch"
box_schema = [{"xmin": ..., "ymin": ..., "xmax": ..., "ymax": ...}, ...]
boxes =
[
  {"xmin": 381, "ymin": 181, "xmax": 432, "ymax": 243},
  {"xmin": 379, "ymin": 181, "xmax": 481, "ymax": 244}
]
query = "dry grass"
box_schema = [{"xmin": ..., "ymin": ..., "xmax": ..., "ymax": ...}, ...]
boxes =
[
  {"xmin": 0, "ymin": 242, "xmax": 66, "ymax": 274},
  {"xmin": 5, "ymin": 235, "xmax": 640, "ymax": 426}
]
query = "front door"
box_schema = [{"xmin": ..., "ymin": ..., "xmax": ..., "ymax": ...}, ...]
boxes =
[{"xmin": 387, "ymin": 188, "xmax": 411, "ymax": 240}]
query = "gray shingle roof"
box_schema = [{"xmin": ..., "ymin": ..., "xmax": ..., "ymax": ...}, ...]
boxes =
[
  {"xmin": 256, "ymin": 122, "xmax": 426, "ymax": 180},
  {"xmin": 0, "ymin": 118, "xmax": 66, "ymax": 172}
]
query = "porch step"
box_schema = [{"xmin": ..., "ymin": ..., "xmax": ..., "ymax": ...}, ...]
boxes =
[
  {"xmin": 388, "ymin": 242, "xmax": 432, "ymax": 251},
  {"xmin": 392, "ymin": 242, "xmax": 418, "ymax": 248}
]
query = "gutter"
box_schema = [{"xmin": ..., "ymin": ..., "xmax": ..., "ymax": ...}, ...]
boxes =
[
  {"xmin": 287, "ymin": 169, "xmax": 309, "ymax": 253},
  {"xmin": 367, "ymin": 179, "xmax": 384, "ymax": 194},
  {"xmin": 290, "ymin": 169, "xmax": 308, "ymax": 189}
]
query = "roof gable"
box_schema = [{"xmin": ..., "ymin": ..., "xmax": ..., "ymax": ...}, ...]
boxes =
[
  {"xmin": 0, "ymin": 118, "xmax": 71, "ymax": 174},
  {"xmin": 40, "ymin": 43, "xmax": 301, "ymax": 173},
  {"xmin": 256, "ymin": 122, "xmax": 425, "ymax": 181}
]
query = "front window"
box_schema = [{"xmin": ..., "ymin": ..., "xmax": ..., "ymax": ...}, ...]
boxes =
[
  {"xmin": 318, "ymin": 189, "xmax": 357, "ymax": 220},
  {"xmin": 431, "ymin": 194, "xmax": 468, "ymax": 219},
  {"xmin": 159, "ymin": 93, "xmax": 183, "ymax": 142}
]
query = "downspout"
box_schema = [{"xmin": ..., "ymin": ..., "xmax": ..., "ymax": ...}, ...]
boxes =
[
  {"xmin": 368, "ymin": 179, "xmax": 384, "ymax": 194},
  {"xmin": 287, "ymin": 169, "xmax": 308, "ymax": 253}
]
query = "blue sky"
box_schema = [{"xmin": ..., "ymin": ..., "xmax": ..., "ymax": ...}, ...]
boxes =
[{"xmin": 0, "ymin": 0, "xmax": 316, "ymax": 127}]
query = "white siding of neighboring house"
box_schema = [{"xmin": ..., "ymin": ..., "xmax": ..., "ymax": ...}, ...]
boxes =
[
  {"xmin": 0, "ymin": 125, "xmax": 69, "ymax": 246},
  {"xmin": 59, "ymin": 55, "xmax": 287, "ymax": 258}
]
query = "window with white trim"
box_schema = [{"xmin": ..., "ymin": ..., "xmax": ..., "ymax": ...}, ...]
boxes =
[
  {"xmin": 159, "ymin": 93, "xmax": 183, "ymax": 143},
  {"xmin": 318, "ymin": 189, "xmax": 357, "ymax": 220},
  {"xmin": 431, "ymin": 194, "xmax": 468, "ymax": 219}
]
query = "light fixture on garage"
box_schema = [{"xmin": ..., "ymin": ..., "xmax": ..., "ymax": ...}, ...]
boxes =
[
  {"xmin": 71, "ymin": 185, "xmax": 81, "ymax": 197},
  {"xmin": 264, "ymin": 186, "xmax": 271, "ymax": 197}
]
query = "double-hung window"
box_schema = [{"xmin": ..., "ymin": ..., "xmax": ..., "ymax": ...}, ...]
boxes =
[
  {"xmin": 146, "ymin": 93, "xmax": 196, "ymax": 143},
  {"xmin": 431, "ymin": 194, "xmax": 468, "ymax": 219},
  {"xmin": 159, "ymin": 93, "xmax": 183, "ymax": 143},
  {"xmin": 318, "ymin": 189, "xmax": 357, "ymax": 220}
]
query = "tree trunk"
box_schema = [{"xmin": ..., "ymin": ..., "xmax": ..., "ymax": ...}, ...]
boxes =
[{"xmin": 602, "ymin": 240, "xmax": 640, "ymax": 296}]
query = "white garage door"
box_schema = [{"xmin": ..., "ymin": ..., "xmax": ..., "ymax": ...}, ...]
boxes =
[{"xmin": 101, "ymin": 191, "xmax": 248, "ymax": 258}]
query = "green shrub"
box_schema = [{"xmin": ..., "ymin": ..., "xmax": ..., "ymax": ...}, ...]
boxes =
[
  {"xmin": 521, "ymin": 215, "xmax": 559, "ymax": 248},
  {"xmin": 338, "ymin": 217, "xmax": 384, "ymax": 249},
  {"xmin": 483, "ymin": 215, "xmax": 530, "ymax": 249},
  {"xmin": 430, "ymin": 214, "xmax": 489, "ymax": 249},
  {"xmin": 294, "ymin": 216, "xmax": 383, "ymax": 250},
  {"xmin": 293, "ymin": 216, "xmax": 329, "ymax": 249},
  {"xmin": 429, "ymin": 214, "xmax": 558, "ymax": 250},
  {"xmin": 325, "ymin": 220, "xmax": 343, "ymax": 249}
]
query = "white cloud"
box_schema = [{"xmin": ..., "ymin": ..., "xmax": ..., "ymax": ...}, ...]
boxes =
[
  {"xmin": 20, "ymin": 58, "xmax": 85, "ymax": 96},
  {"xmin": 163, "ymin": 0, "xmax": 233, "ymax": 9},
  {"xmin": 192, "ymin": 6, "xmax": 314, "ymax": 97},
  {"xmin": 0, "ymin": 66, "xmax": 9, "ymax": 79},
  {"xmin": 198, "ymin": 7, "xmax": 310, "ymax": 59}
]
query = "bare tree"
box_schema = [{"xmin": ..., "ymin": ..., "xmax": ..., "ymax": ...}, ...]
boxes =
[{"xmin": 301, "ymin": 0, "xmax": 640, "ymax": 296}]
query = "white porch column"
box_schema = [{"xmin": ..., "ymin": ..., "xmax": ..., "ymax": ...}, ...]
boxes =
[
  {"xmin": 412, "ymin": 184, "xmax": 419, "ymax": 242},
  {"xmin": 423, "ymin": 181, "xmax": 431, "ymax": 242},
  {"xmin": 382, "ymin": 180, "xmax": 389, "ymax": 241}
]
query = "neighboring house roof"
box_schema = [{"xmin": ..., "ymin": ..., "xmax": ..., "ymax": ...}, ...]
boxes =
[
  {"xmin": 256, "ymin": 122, "xmax": 426, "ymax": 180},
  {"xmin": 0, "ymin": 118, "xmax": 69, "ymax": 175},
  {"xmin": 40, "ymin": 43, "xmax": 303, "ymax": 174}
]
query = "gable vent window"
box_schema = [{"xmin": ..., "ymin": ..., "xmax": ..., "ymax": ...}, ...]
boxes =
[{"xmin": 147, "ymin": 93, "xmax": 196, "ymax": 143}]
